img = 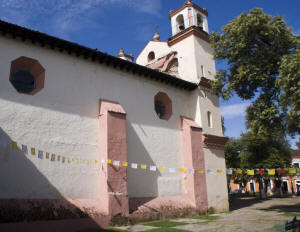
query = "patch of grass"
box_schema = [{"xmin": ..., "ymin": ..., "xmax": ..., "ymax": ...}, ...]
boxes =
[
  {"xmin": 271, "ymin": 224, "xmax": 285, "ymax": 232},
  {"xmin": 194, "ymin": 221, "xmax": 210, "ymax": 225},
  {"xmin": 221, "ymin": 210, "xmax": 232, "ymax": 214},
  {"xmin": 143, "ymin": 228, "xmax": 191, "ymax": 232},
  {"xmin": 281, "ymin": 212, "xmax": 300, "ymax": 217},
  {"xmin": 78, "ymin": 228, "xmax": 130, "ymax": 232},
  {"xmin": 191, "ymin": 215, "xmax": 220, "ymax": 221},
  {"xmin": 143, "ymin": 220, "xmax": 188, "ymax": 228}
]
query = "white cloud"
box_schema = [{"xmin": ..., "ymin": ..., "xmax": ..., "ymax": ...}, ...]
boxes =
[
  {"xmin": 0, "ymin": 0, "xmax": 162, "ymax": 39},
  {"xmin": 221, "ymin": 102, "xmax": 251, "ymax": 119}
]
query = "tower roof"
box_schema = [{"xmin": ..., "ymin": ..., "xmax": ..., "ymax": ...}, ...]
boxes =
[{"xmin": 169, "ymin": 0, "xmax": 208, "ymax": 19}]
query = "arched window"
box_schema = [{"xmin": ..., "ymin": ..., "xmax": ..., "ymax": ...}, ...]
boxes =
[
  {"xmin": 207, "ymin": 111, "xmax": 213, "ymax": 128},
  {"xmin": 176, "ymin": 14, "xmax": 185, "ymax": 32},
  {"xmin": 148, "ymin": 51, "xmax": 155, "ymax": 62},
  {"xmin": 201, "ymin": 65, "xmax": 204, "ymax": 77},
  {"xmin": 197, "ymin": 14, "xmax": 203, "ymax": 29},
  {"xmin": 154, "ymin": 92, "xmax": 172, "ymax": 120}
]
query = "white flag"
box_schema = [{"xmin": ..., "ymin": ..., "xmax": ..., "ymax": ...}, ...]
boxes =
[
  {"xmin": 101, "ymin": 159, "xmax": 106, "ymax": 164},
  {"xmin": 113, "ymin": 160, "xmax": 120, "ymax": 166},
  {"xmin": 188, "ymin": 169, "xmax": 195, "ymax": 174},
  {"xmin": 169, "ymin": 168, "xmax": 176, "ymax": 173},
  {"xmin": 131, "ymin": 163, "xmax": 138, "ymax": 169},
  {"xmin": 227, "ymin": 169, "xmax": 233, "ymax": 175},
  {"xmin": 207, "ymin": 169, "xmax": 214, "ymax": 174},
  {"xmin": 150, "ymin": 166, "xmax": 157, "ymax": 171}
]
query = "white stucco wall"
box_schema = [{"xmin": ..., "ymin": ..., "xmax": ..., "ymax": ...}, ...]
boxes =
[
  {"xmin": 170, "ymin": 35, "xmax": 199, "ymax": 83},
  {"xmin": 170, "ymin": 8, "xmax": 189, "ymax": 36},
  {"xmin": 191, "ymin": 8, "xmax": 209, "ymax": 33},
  {"xmin": 0, "ymin": 36, "xmax": 202, "ymax": 199},
  {"xmin": 136, "ymin": 41, "xmax": 171, "ymax": 66},
  {"xmin": 193, "ymin": 36, "xmax": 216, "ymax": 81},
  {"xmin": 204, "ymin": 148, "xmax": 229, "ymax": 212}
]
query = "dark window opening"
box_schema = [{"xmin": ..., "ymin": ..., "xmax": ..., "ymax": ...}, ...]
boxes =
[
  {"xmin": 148, "ymin": 51, "xmax": 155, "ymax": 62},
  {"xmin": 11, "ymin": 70, "xmax": 36, "ymax": 93},
  {"xmin": 197, "ymin": 14, "xmax": 203, "ymax": 29},
  {"xmin": 176, "ymin": 14, "xmax": 185, "ymax": 32},
  {"xmin": 155, "ymin": 100, "xmax": 166, "ymax": 119}
]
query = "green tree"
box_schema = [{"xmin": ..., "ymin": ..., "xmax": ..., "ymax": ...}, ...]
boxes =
[
  {"xmin": 239, "ymin": 132, "xmax": 291, "ymax": 169},
  {"xmin": 211, "ymin": 8, "xmax": 299, "ymax": 135},
  {"xmin": 224, "ymin": 133, "xmax": 291, "ymax": 198},
  {"xmin": 278, "ymin": 47, "xmax": 300, "ymax": 136},
  {"xmin": 224, "ymin": 138, "xmax": 242, "ymax": 168}
]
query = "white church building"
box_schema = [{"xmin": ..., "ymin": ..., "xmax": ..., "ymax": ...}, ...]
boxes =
[{"xmin": 0, "ymin": 0, "xmax": 229, "ymax": 229}]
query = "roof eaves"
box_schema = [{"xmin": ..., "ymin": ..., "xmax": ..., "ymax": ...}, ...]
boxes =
[{"xmin": 0, "ymin": 20, "xmax": 198, "ymax": 91}]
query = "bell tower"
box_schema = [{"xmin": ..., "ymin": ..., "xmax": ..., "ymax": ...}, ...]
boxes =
[
  {"xmin": 170, "ymin": 0, "xmax": 209, "ymax": 36},
  {"xmin": 168, "ymin": 0, "xmax": 216, "ymax": 83},
  {"xmin": 136, "ymin": 0, "xmax": 217, "ymax": 83}
]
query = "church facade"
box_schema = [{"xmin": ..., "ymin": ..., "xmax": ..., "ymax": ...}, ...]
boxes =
[{"xmin": 0, "ymin": 0, "xmax": 229, "ymax": 226}]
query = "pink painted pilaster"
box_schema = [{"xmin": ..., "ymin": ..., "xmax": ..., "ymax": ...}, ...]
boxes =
[
  {"xmin": 99, "ymin": 100, "xmax": 129, "ymax": 216},
  {"xmin": 181, "ymin": 116, "xmax": 208, "ymax": 212},
  {"xmin": 188, "ymin": 8, "xmax": 194, "ymax": 27}
]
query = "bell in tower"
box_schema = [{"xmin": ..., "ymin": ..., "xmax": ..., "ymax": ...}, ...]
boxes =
[{"xmin": 169, "ymin": 0, "xmax": 209, "ymax": 36}]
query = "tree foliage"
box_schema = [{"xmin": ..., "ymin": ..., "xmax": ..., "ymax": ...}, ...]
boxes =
[
  {"xmin": 211, "ymin": 8, "xmax": 299, "ymax": 135},
  {"xmin": 224, "ymin": 138, "xmax": 242, "ymax": 168},
  {"xmin": 225, "ymin": 134, "xmax": 291, "ymax": 169}
]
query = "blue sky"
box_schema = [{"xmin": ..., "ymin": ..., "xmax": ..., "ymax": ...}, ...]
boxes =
[{"xmin": 0, "ymin": 0, "xmax": 299, "ymax": 146}]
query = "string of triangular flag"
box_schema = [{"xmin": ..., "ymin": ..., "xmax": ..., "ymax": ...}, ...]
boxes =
[
  {"xmin": 3, "ymin": 140, "xmax": 226, "ymax": 175},
  {"xmin": 4, "ymin": 140, "xmax": 299, "ymax": 176},
  {"xmin": 226, "ymin": 168, "xmax": 300, "ymax": 176}
]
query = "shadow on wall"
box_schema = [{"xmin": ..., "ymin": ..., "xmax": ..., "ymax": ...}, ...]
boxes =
[
  {"xmin": 127, "ymin": 123, "xmax": 160, "ymax": 212},
  {"xmin": 0, "ymin": 128, "xmax": 106, "ymax": 231}
]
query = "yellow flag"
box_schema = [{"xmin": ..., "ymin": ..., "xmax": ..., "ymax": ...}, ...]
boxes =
[
  {"xmin": 178, "ymin": 168, "xmax": 186, "ymax": 173},
  {"xmin": 46, "ymin": 152, "xmax": 50, "ymax": 159},
  {"xmin": 268, "ymin": 169, "xmax": 275, "ymax": 175},
  {"xmin": 246, "ymin": 169, "xmax": 254, "ymax": 176},
  {"xmin": 76, "ymin": 159, "xmax": 79, "ymax": 164},
  {"xmin": 159, "ymin": 166, "xmax": 166, "ymax": 172},
  {"xmin": 141, "ymin": 164, "xmax": 147, "ymax": 169},
  {"xmin": 89, "ymin": 160, "xmax": 92, "ymax": 165},
  {"xmin": 68, "ymin": 157, "xmax": 71, "ymax": 163},
  {"xmin": 197, "ymin": 169, "xmax": 205, "ymax": 173},
  {"xmin": 82, "ymin": 159, "xmax": 86, "ymax": 164},
  {"xmin": 122, "ymin": 162, "xmax": 128, "ymax": 167},
  {"xmin": 95, "ymin": 160, "xmax": 99, "ymax": 164},
  {"xmin": 236, "ymin": 169, "xmax": 243, "ymax": 174},
  {"xmin": 107, "ymin": 159, "xmax": 112, "ymax": 164},
  {"xmin": 57, "ymin": 155, "xmax": 61, "ymax": 161},
  {"xmin": 31, "ymin": 148, "xmax": 36, "ymax": 155},
  {"xmin": 217, "ymin": 169, "xmax": 223, "ymax": 174},
  {"xmin": 184, "ymin": 181, "xmax": 187, "ymax": 187},
  {"xmin": 11, "ymin": 141, "xmax": 17, "ymax": 150},
  {"xmin": 289, "ymin": 168, "xmax": 296, "ymax": 174}
]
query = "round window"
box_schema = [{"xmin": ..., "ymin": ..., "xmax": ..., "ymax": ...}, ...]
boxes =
[
  {"xmin": 11, "ymin": 70, "xmax": 36, "ymax": 93},
  {"xmin": 10, "ymin": 56, "xmax": 45, "ymax": 95},
  {"xmin": 155, "ymin": 100, "xmax": 166, "ymax": 119},
  {"xmin": 154, "ymin": 92, "xmax": 172, "ymax": 120}
]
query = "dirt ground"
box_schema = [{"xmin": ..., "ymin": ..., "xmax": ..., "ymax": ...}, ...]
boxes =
[{"xmin": 117, "ymin": 196, "xmax": 300, "ymax": 232}]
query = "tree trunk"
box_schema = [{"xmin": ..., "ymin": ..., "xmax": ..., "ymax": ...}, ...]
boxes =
[{"xmin": 258, "ymin": 176, "xmax": 267, "ymax": 200}]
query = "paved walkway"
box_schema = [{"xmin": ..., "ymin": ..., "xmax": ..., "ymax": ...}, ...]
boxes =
[{"xmin": 116, "ymin": 196, "xmax": 300, "ymax": 232}]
